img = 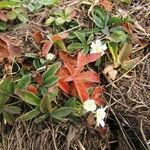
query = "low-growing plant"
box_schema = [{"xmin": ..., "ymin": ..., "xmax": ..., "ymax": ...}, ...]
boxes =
[
  {"xmin": 57, "ymin": 51, "xmax": 104, "ymax": 105},
  {"xmin": 0, "ymin": 78, "xmax": 21, "ymax": 125},
  {"xmin": 45, "ymin": 7, "xmax": 76, "ymax": 26}
]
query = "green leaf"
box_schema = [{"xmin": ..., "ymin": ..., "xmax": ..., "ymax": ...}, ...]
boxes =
[
  {"xmin": 45, "ymin": 17, "xmax": 55, "ymax": 26},
  {"xmin": 7, "ymin": 10, "xmax": 17, "ymax": 20},
  {"xmin": 118, "ymin": 42, "xmax": 132, "ymax": 64},
  {"xmin": 44, "ymin": 76, "xmax": 59, "ymax": 87},
  {"xmin": 87, "ymin": 34, "xmax": 94, "ymax": 44},
  {"xmin": 43, "ymin": 62, "xmax": 61, "ymax": 80},
  {"xmin": 121, "ymin": 57, "xmax": 140, "ymax": 70},
  {"xmin": 17, "ymin": 107, "xmax": 40, "ymax": 121},
  {"xmin": 34, "ymin": 113, "xmax": 49, "ymax": 123},
  {"xmin": 55, "ymin": 17, "xmax": 65, "ymax": 25},
  {"xmin": 65, "ymin": 7, "xmax": 72, "ymax": 16},
  {"xmin": 39, "ymin": 0, "xmax": 59, "ymax": 6},
  {"xmin": 108, "ymin": 42, "xmax": 119, "ymax": 67},
  {"xmin": 3, "ymin": 111, "xmax": 14, "ymax": 125},
  {"xmin": 0, "ymin": 1, "xmax": 20, "ymax": 8},
  {"xmin": 15, "ymin": 89, "xmax": 41, "ymax": 106},
  {"xmin": 74, "ymin": 32, "xmax": 86, "ymax": 44},
  {"xmin": 17, "ymin": 13, "xmax": 28, "ymax": 23},
  {"xmin": 16, "ymin": 74, "xmax": 31, "ymax": 90},
  {"xmin": 111, "ymin": 31, "xmax": 128, "ymax": 43},
  {"xmin": 40, "ymin": 94, "xmax": 53, "ymax": 113},
  {"xmin": 0, "ymin": 21, "xmax": 7, "ymax": 31},
  {"xmin": 65, "ymin": 97, "xmax": 76, "ymax": 107},
  {"xmin": 51, "ymin": 107, "xmax": 73, "ymax": 120},
  {"xmin": 109, "ymin": 17, "xmax": 128, "ymax": 26},
  {"xmin": 27, "ymin": 3, "xmax": 35, "ymax": 12},
  {"xmin": 68, "ymin": 42, "xmax": 85, "ymax": 51},
  {"xmin": 3, "ymin": 105, "xmax": 21, "ymax": 114},
  {"xmin": 0, "ymin": 78, "xmax": 14, "ymax": 106}
]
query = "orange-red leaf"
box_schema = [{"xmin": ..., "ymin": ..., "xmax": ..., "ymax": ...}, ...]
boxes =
[
  {"xmin": 77, "ymin": 71, "xmax": 100, "ymax": 83},
  {"xmin": 99, "ymin": 0, "xmax": 113, "ymax": 12},
  {"xmin": 92, "ymin": 87, "xmax": 105, "ymax": 105},
  {"xmin": 42, "ymin": 41, "xmax": 53, "ymax": 56},
  {"xmin": 58, "ymin": 79, "xmax": 70, "ymax": 94},
  {"xmin": 32, "ymin": 31, "xmax": 44, "ymax": 44},
  {"xmin": 86, "ymin": 53, "xmax": 101, "ymax": 64},
  {"xmin": 74, "ymin": 79, "xmax": 89, "ymax": 101},
  {"xmin": 64, "ymin": 62, "xmax": 75, "ymax": 75},
  {"xmin": 27, "ymin": 84, "xmax": 38, "ymax": 94},
  {"xmin": 76, "ymin": 52, "xmax": 86, "ymax": 74},
  {"xmin": 51, "ymin": 35, "xmax": 62, "ymax": 42},
  {"xmin": 59, "ymin": 51, "xmax": 76, "ymax": 66}
]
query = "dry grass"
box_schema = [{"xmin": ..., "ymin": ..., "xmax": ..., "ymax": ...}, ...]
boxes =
[{"xmin": 0, "ymin": 0, "xmax": 150, "ymax": 150}]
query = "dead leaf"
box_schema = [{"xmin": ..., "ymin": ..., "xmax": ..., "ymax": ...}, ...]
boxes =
[
  {"xmin": 103, "ymin": 64, "xmax": 118, "ymax": 80},
  {"xmin": 0, "ymin": 34, "xmax": 21, "ymax": 63},
  {"xmin": 122, "ymin": 23, "xmax": 133, "ymax": 35},
  {"xmin": 32, "ymin": 31, "xmax": 44, "ymax": 44},
  {"xmin": 0, "ymin": 10, "xmax": 8, "ymax": 22},
  {"xmin": 108, "ymin": 69, "xmax": 118, "ymax": 80},
  {"xmin": 42, "ymin": 41, "xmax": 53, "ymax": 56},
  {"xmin": 86, "ymin": 113, "xmax": 96, "ymax": 127},
  {"xmin": 99, "ymin": 0, "xmax": 113, "ymax": 12}
]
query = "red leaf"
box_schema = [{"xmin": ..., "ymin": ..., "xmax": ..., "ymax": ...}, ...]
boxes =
[
  {"xmin": 0, "ymin": 35, "xmax": 21, "ymax": 62},
  {"xmin": 99, "ymin": 0, "xmax": 113, "ymax": 12},
  {"xmin": 0, "ymin": 10, "xmax": 8, "ymax": 22},
  {"xmin": 33, "ymin": 73, "xmax": 43, "ymax": 85},
  {"xmin": 64, "ymin": 62, "xmax": 75, "ymax": 75},
  {"xmin": 86, "ymin": 53, "xmax": 101, "ymax": 64},
  {"xmin": 77, "ymin": 71, "xmax": 100, "ymax": 83},
  {"xmin": 42, "ymin": 41, "xmax": 53, "ymax": 56},
  {"xmin": 76, "ymin": 52, "xmax": 86, "ymax": 74},
  {"xmin": 51, "ymin": 35, "xmax": 62, "ymax": 42},
  {"xmin": 92, "ymin": 87, "xmax": 105, "ymax": 105},
  {"xmin": 59, "ymin": 51, "xmax": 77, "ymax": 66},
  {"xmin": 57, "ymin": 67, "xmax": 70, "ymax": 79},
  {"xmin": 74, "ymin": 79, "xmax": 89, "ymax": 101},
  {"xmin": 58, "ymin": 79, "xmax": 70, "ymax": 94},
  {"xmin": 27, "ymin": 84, "xmax": 38, "ymax": 94},
  {"xmin": 32, "ymin": 31, "xmax": 44, "ymax": 44}
]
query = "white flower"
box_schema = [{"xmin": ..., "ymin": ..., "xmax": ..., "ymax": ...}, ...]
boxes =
[
  {"xmin": 90, "ymin": 39, "xmax": 107, "ymax": 55},
  {"xmin": 96, "ymin": 106, "xmax": 107, "ymax": 127},
  {"xmin": 83, "ymin": 99, "xmax": 97, "ymax": 112},
  {"xmin": 46, "ymin": 53, "xmax": 55, "ymax": 61}
]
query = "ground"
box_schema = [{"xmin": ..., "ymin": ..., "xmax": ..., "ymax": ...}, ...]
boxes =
[{"xmin": 0, "ymin": 0, "xmax": 150, "ymax": 150}]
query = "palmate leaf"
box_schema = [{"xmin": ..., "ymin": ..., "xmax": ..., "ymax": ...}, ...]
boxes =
[
  {"xmin": 58, "ymin": 52, "xmax": 101, "ymax": 101},
  {"xmin": 17, "ymin": 107, "xmax": 40, "ymax": 121},
  {"xmin": 51, "ymin": 107, "xmax": 73, "ymax": 120},
  {"xmin": 15, "ymin": 89, "xmax": 41, "ymax": 106}
]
